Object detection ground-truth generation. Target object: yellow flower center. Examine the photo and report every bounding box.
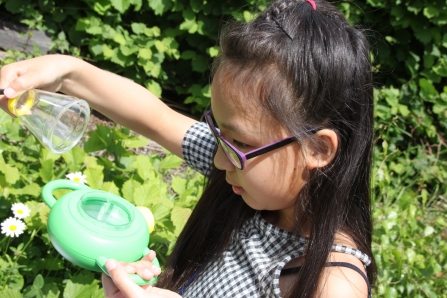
[10,225,16,231]
[18,210,23,214]
[73,177,81,182]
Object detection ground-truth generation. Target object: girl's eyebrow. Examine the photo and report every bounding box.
[210,107,243,135]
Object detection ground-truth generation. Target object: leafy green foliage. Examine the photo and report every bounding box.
[0,109,204,296]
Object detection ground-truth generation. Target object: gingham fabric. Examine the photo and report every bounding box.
[180,122,372,297]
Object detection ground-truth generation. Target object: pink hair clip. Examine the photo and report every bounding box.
[306,0,317,10]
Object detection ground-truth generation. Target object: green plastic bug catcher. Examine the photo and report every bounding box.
[42,179,159,285]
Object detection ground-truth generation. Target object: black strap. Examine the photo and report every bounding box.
[280,262,371,297]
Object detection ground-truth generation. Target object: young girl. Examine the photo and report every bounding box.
[0,0,376,297]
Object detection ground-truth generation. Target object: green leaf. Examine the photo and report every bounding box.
[100,182,120,195]
[144,27,161,37]
[123,136,148,148]
[192,55,208,72]
[159,154,183,169]
[139,48,152,59]
[22,183,42,197]
[133,182,164,206]
[171,176,186,196]
[5,165,20,185]
[146,80,162,98]
[63,276,99,298]
[152,199,174,221]
[24,201,50,230]
[136,155,153,181]
[148,0,173,16]
[33,274,44,290]
[122,179,142,204]
[111,0,131,13]
[62,147,86,173]
[131,22,146,34]
[181,50,196,60]
[84,166,104,189]
[40,159,55,183]
[102,44,115,58]
[207,46,219,57]
[171,206,192,236]
[423,7,438,19]
[113,33,126,46]
[0,289,22,298]
[424,226,435,237]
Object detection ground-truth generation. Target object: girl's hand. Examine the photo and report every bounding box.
[102,258,181,298]
[0,55,79,112]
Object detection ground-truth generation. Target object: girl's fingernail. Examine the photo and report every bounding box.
[4,88,16,98]
[105,260,117,271]
[143,269,153,279]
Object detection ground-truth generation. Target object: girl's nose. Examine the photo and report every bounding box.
[214,146,236,171]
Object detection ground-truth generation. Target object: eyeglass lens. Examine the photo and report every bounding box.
[207,114,243,169]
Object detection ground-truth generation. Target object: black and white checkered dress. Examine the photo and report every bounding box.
[180,122,372,297]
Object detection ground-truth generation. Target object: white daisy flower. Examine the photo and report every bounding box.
[11,202,31,219]
[66,172,87,184]
[1,217,26,237]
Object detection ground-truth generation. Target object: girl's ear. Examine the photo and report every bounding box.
[305,129,338,170]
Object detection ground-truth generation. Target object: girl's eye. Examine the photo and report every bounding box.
[232,139,249,149]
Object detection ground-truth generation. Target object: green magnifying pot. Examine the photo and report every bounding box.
[42,179,159,285]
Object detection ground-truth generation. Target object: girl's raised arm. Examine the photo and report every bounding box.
[0,54,197,158]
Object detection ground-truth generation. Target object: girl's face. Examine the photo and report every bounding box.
[210,76,309,230]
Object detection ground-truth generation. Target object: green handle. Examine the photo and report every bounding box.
[42,179,91,208]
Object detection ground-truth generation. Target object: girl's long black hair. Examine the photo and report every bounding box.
[157,0,377,297]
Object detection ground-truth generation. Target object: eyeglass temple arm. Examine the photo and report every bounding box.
[245,138,297,159]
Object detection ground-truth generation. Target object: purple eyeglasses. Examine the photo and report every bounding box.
[204,110,298,170]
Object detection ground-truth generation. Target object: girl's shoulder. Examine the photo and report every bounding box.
[318,252,369,298]
[319,233,371,298]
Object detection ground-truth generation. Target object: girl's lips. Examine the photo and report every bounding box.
[227,178,243,195]
[231,185,244,195]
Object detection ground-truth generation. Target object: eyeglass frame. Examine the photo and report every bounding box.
[204,110,319,170]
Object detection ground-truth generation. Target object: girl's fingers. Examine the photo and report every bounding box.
[105,259,147,297]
